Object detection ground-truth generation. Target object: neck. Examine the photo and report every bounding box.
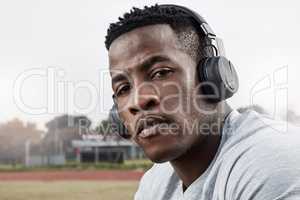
[170,103,232,191]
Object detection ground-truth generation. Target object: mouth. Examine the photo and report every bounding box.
[138,124,161,138]
[135,116,168,139]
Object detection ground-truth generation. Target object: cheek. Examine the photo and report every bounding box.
[160,82,197,117]
[160,86,181,113]
[159,78,193,114]
[118,109,135,135]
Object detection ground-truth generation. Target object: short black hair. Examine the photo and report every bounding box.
[105,4,213,63]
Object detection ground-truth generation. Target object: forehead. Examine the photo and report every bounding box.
[108,24,180,73]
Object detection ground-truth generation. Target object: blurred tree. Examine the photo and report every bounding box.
[0,119,43,164]
[287,109,300,125]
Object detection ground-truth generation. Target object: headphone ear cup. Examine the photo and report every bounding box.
[197,56,239,102]
[109,103,131,139]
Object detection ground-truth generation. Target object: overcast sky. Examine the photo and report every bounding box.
[0,0,299,130]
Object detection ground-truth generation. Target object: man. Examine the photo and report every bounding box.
[105,4,300,200]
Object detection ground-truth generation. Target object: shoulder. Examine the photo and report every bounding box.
[223,111,300,199]
[222,110,300,155]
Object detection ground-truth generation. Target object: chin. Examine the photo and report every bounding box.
[148,155,169,163]
[144,146,184,163]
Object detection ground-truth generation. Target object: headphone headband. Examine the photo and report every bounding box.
[159,4,216,39]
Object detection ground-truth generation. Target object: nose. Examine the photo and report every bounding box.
[128,84,160,115]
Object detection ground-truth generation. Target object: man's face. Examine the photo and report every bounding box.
[109,24,217,163]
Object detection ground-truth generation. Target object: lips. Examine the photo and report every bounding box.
[139,124,161,138]
[135,115,168,138]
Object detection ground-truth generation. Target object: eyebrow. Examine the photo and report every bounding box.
[111,55,170,87]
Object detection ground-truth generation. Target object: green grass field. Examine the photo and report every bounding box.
[0,159,153,172]
[0,181,139,200]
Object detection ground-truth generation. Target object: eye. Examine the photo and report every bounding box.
[115,84,131,97]
[150,68,173,80]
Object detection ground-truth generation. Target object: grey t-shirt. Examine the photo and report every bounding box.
[134,110,300,200]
